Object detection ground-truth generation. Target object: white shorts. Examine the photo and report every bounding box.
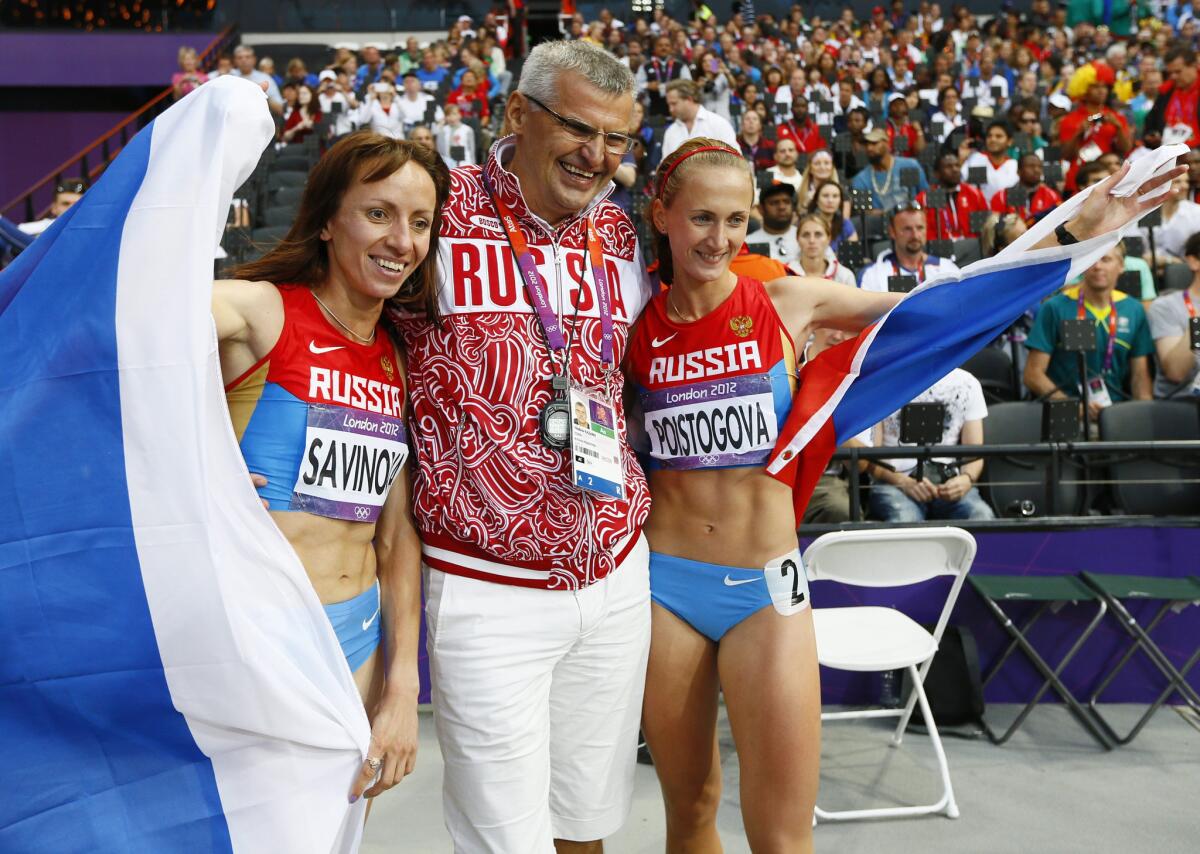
[425,535,650,853]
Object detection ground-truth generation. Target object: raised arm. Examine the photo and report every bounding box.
[766,275,902,344]
[1030,161,1186,251]
[212,279,285,384]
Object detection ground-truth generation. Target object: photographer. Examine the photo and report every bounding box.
[867,369,994,522]
[1058,61,1132,191]
[695,48,735,123]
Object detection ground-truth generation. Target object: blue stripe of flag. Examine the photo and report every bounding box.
[0,122,233,853]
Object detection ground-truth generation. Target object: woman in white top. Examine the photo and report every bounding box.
[1140,173,1200,263]
[796,212,856,285]
[929,86,967,144]
[356,82,405,139]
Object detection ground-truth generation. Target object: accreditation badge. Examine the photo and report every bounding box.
[568,384,625,499]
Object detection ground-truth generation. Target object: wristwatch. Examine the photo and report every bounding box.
[1055,223,1079,246]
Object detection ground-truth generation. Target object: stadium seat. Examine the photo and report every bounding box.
[1079,572,1200,746]
[1161,262,1192,293]
[262,205,298,228]
[251,226,290,251]
[969,574,1113,749]
[961,347,1017,404]
[982,401,1083,517]
[805,527,976,821]
[951,237,982,266]
[267,171,307,191]
[1098,400,1200,516]
[270,185,305,207]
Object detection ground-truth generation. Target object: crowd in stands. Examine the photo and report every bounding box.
[13,1,1200,521]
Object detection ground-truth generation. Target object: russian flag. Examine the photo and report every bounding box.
[0,78,369,852]
[767,145,1187,519]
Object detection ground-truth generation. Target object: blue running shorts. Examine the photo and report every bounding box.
[322,580,381,672]
[650,552,776,642]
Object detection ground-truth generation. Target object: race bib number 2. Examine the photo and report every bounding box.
[291,404,409,522]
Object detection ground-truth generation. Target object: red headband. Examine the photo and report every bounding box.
[656,144,742,197]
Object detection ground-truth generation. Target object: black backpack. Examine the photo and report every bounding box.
[899,624,985,731]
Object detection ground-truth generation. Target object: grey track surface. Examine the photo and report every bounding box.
[362,704,1200,853]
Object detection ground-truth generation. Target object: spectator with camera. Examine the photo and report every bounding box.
[1024,243,1154,422]
[859,202,959,292]
[660,78,737,160]
[694,47,734,123]
[1058,62,1132,190]
[867,368,994,522]
[316,69,356,137]
[961,121,1020,203]
[916,150,990,239]
[850,128,928,212]
[397,70,442,135]
[172,46,207,100]
[356,82,405,139]
[1148,230,1200,398]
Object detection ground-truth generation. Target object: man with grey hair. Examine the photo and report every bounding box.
[230,44,282,114]
[395,39,653,853]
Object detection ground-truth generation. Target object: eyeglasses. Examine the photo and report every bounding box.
[889,201,924,217]
[1021,116,1039,124]
[523,93,636,155]
[56,180,86,194]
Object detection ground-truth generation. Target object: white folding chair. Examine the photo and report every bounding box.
[804,527,976,822]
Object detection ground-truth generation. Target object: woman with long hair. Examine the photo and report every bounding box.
[807,178,857,252]
[796,149,838,209]
[281,83,322,145]
[629,136,1182,852]
[214,132,450,804]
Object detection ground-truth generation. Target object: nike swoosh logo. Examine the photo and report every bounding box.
[651,333,678,347]
[723,575,759,587]
[362,607,380,632]
[309,340,345,354]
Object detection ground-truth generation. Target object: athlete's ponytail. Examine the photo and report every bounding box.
[651,138,752,285]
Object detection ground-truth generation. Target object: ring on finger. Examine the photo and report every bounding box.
[366,756,382,772]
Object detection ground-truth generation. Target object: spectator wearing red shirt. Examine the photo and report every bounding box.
[1145,46,1200,149]
[775,95,828,154]
[915,150,989,239]
[280,84,322,145]
[446,68,490,122]
[989,153,1062,223]
[736,109,777,171]
[884,92,925,157]
[1059,63,1132,191]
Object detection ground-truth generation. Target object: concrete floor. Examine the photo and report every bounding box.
[362,704,1200,853]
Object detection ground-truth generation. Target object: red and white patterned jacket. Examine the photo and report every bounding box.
[395,138,653,590]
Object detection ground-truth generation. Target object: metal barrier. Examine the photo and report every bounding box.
[2,25,239,224]
[828,440,1200,522]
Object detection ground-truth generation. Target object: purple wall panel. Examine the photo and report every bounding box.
[416,526,1199,706]
[0,113,129,220]
[0,33,216,87]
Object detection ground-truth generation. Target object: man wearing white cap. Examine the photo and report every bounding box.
[397,70,443,134]
[316,68,356,136]
[456,14,477,39]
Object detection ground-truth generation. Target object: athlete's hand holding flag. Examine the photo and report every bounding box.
[768,152,1188,513]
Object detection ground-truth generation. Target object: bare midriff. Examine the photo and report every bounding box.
[270,511,378,605]
[644,467,799,569]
